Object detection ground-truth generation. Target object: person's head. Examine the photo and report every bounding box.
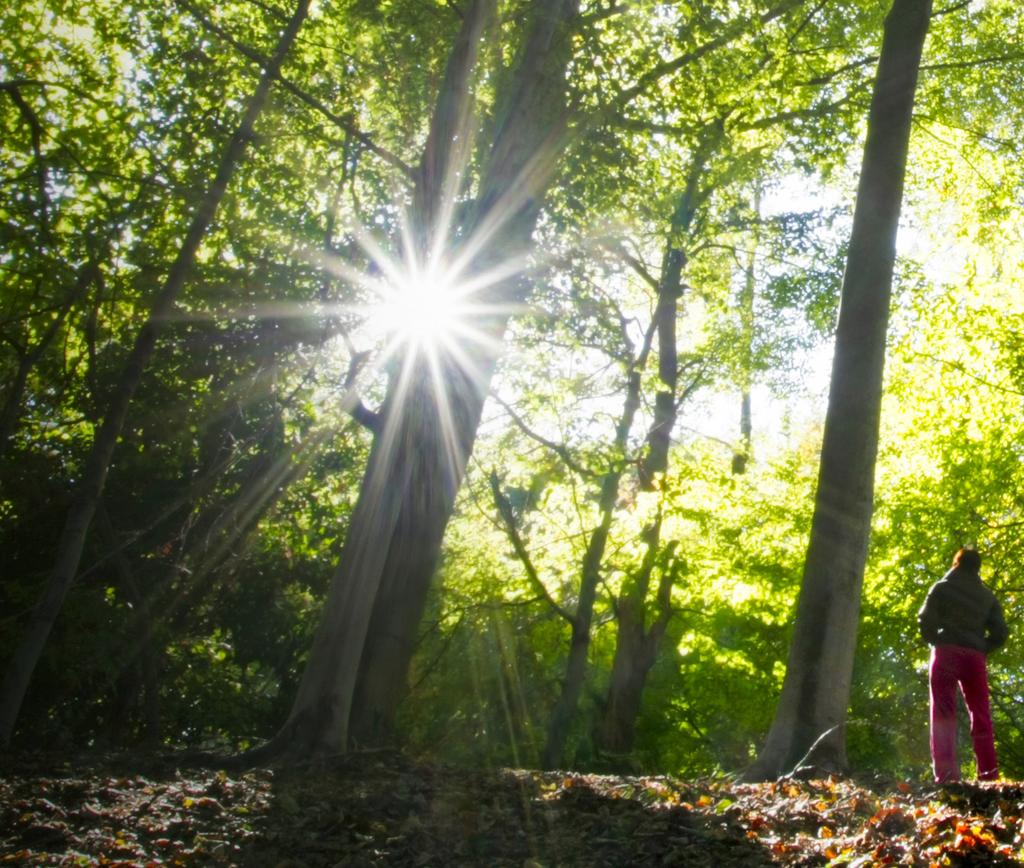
[953,546,981,573]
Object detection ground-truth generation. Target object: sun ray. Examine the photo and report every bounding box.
[423,346,466,486]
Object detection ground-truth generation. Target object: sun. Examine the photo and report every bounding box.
[372,266,467,350]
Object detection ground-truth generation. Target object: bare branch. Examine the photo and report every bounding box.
[601,239,661,291]
[932,0,971,18]
[800,54,878,86]
[580,1,624,25]
[921,52,1024,73]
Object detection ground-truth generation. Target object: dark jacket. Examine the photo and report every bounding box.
[918,566,1008,654]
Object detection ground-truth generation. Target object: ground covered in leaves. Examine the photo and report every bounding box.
[2,751,1023,866]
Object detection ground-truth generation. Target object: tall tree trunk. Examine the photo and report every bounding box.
[732,189,760,475]
[540,360,646,769]
[96,503,162,746]
[268,0,580,760]
[743,0,931,781]
[596,148,715,756]
[0,0,310,747]
[596,522,677,758]
[346,0,496,746]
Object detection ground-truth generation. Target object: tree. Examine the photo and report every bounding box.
[744,0,933,781]
[0,0,312,746]
[260,0,583,760]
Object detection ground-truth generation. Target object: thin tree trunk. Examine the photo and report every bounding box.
[596,150,717,755]
[732,190,759,475]
[639,126,717,488]
[0,0,310,746]
[743,0,932,781]
[96,503,162,746]
[540,361,646,769]
[540,509,612,769]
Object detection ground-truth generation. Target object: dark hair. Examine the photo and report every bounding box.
[953,547,981,573]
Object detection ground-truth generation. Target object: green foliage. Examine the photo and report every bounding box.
[3,0,1024,783]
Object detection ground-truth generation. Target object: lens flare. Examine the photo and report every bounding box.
[372,267,466,349]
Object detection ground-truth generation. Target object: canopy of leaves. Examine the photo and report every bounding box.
[1,0,1024,793]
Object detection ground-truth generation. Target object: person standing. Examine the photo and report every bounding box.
[918,547,1008,782]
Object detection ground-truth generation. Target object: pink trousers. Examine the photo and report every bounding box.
[929,644,998,782]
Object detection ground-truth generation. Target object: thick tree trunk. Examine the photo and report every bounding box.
[743,0,931,781]
[268,358,484,756]
[331,0,580,753]
[596,526,675,757]
[345,0,496,746]
[0,0,310,747]
[598,614,659,756]
[260,0,581,760]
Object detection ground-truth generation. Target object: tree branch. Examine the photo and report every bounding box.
[912,351,1024,397]
[490,470,575,624]
[800,54,879,86]
[920,52,1024,73]
[932,0,971,18]
[601,239,661,292]
[343,350,381,433]
[491,393,598,479]
[1,82,50,238]
[174,0,415,180]
[606,0,806,110]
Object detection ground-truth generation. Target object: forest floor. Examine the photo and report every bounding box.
[1,750,1021,866]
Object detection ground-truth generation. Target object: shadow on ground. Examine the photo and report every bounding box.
[3,750,1022,865]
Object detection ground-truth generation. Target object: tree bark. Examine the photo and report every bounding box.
[540,361,646,769]
[639,125,717,489]
[732,190,760,475]
[743,0,932,781]
[346,0,497,746]
[265,0,581,760]
[0,0,310,747]
[596,524,676,757]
